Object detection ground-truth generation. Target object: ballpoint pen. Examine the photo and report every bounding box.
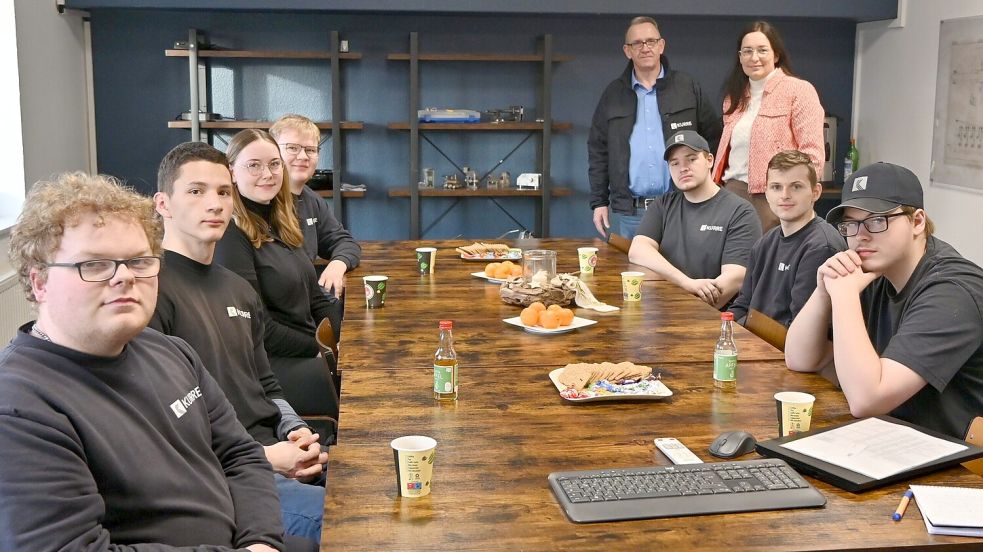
[893,489,914,521]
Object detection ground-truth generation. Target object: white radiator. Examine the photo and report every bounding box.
[0,273,33,343]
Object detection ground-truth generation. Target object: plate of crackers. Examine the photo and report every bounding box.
[456,242,522,261]
[549,361,672,402]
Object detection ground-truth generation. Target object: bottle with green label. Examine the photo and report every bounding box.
[714,312,738,389]
[843,138,859,182]
[434,320,458,401]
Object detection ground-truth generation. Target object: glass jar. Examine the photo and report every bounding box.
[522,249,557,282]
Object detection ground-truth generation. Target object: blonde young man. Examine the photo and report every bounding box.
[269,114,360,295]
[728,150,846,327]
[588,16,722,239]
[628,130,761,309]
[786,163,983,439]
[0,173,282,551]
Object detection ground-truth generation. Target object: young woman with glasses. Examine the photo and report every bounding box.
[713,20,825,233]
[214,129,334,362]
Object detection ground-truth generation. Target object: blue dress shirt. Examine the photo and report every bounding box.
[628,67,671,198]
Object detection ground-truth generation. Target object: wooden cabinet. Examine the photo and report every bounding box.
[387,33,571,239]
[165,29,361,223]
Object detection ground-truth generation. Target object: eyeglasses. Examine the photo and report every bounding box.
[281,143,320,157]
[739,47,772,59]
[238,159,283,176]
[836,212,908,237]
[626,38,663,51]
[45,256,162,282]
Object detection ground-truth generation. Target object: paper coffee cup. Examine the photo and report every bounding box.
[391,435,437,498]
[578,247,599,274]
[775,392,815,437]
[415,247,437,274]
[363,275,388,308]
[621,271,644,301]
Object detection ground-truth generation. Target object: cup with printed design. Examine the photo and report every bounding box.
[363,275,389,308]
[391,435,437,498]
[774,392,815,436]
[577,247,599,275]
[415,247,437,274]
[621,271,644,301]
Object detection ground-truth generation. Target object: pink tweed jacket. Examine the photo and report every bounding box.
[712,69,825,194]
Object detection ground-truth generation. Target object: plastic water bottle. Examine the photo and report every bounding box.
[434,320,459,401]
[843,138,859,182]
[714,312,738,389]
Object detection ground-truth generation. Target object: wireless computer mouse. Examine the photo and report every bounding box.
[708,430,757,459]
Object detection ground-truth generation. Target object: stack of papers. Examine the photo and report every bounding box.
[910,485,983,537]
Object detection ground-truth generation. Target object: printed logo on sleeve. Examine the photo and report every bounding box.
[226,306,251,319]
[169,386,202,419]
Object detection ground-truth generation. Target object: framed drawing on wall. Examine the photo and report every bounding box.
[931,15,983,194]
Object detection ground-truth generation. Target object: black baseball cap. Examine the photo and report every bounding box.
[825,162,924,225]
[663,130,710,160]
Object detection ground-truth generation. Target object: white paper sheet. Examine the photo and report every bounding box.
[780,418,967,480]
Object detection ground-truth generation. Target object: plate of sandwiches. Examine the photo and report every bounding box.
[456,242,522,261]
[549,361,672,402]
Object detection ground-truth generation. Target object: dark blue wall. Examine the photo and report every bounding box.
[90,10,856,240]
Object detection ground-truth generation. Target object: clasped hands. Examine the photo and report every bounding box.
[817,250,880,297]
[266,427,329,482]
[684,277,724,306]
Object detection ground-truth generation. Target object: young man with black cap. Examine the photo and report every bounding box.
[729,150,846,327]
[629,130,761,308]
[786,162,983,439]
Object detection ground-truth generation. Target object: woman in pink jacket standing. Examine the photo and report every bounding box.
[713,20,825,231]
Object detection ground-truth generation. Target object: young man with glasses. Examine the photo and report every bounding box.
[628,131,761,309]
[786,163,983,439]
[269,114,360,296]
[151,142,327,548]
[589,15,722,239]
[0,172,283,551]
[728,150,846,327]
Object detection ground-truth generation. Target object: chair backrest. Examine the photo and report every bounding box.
[744,308,787,352]
[316,318,339,360]
[607,232,631,254]
[962,417,983,476]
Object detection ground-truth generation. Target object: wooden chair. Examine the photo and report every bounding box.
[962,417,983,476]
[607,232,631,254]
[744,308,787,352]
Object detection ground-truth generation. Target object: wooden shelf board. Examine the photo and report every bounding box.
[167,120,363,130]
[386,53,572,62]
[388,186,572,198]
[387,121,571,131]
[316,190,366,199]
[166,49,362,60]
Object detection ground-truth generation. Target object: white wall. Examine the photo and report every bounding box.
[855,0,983,265]
[0,1,91,340]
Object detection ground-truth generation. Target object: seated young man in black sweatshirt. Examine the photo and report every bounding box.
[150,142,327,546]
[729,150,846,327]
[0,172,283,551]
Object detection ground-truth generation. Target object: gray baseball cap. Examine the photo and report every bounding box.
[663,130,711,160]
[825,162,924,225]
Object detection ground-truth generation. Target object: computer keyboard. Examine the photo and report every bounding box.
[549,458,826,523]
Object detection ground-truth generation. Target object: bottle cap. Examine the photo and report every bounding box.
[439,320,453,329]
[720,312,734,321]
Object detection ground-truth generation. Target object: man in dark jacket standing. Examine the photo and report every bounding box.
[589,16,722,239]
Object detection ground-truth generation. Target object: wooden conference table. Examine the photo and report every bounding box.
[321,239,982,551]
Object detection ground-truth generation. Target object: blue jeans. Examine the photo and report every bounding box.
[275,473,325,543]
[615,212,645,240]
